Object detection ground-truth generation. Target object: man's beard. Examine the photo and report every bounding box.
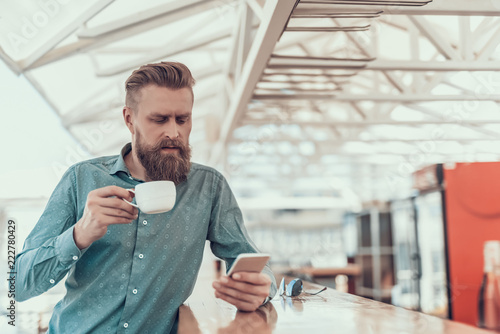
[135,132,191,184]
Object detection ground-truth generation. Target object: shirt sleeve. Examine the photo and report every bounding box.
[14,166,84,302]
[207,174,277,299]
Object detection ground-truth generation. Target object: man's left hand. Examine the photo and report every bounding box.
[212,272,271,312]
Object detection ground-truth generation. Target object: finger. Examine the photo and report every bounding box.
[214,290,261,312]
[93,186,135,202]
[99,207,138,221]
[99,209,137,225]
[97,214,136,225]
[214,277,269,306]
[232,272,272,286]
[97,197,139,216]
[216,277,267,299]
[213,282,258,304]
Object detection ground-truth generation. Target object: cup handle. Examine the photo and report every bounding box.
[122,189,139,208]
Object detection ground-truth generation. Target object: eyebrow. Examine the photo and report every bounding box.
[150,112,191,118]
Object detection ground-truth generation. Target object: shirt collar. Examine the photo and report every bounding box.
[109,143,133,176]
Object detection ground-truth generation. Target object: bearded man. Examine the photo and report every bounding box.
[15,62,277,334]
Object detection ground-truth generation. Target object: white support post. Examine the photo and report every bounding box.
[408,21,424,93]
[224,4,244,96]
[459,16,473,61]
[235,3,254,84]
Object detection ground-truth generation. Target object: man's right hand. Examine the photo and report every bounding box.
[73,186,139,249]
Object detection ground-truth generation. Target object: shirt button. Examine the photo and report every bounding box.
[142,220,148,226]
[123,323,129,328]
[132,289,138,294]
[49,279,55,284]
[139,254,144,259]
[72,256,78,261]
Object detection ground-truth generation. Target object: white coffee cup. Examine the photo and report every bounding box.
[123,181,176,214]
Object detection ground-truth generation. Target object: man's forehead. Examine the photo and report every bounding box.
[139,85,193,100]
[135,85,194,113]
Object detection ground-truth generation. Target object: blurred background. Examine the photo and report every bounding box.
[1,0,500,332]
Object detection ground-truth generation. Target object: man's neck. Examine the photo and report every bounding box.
[124,148,148,181]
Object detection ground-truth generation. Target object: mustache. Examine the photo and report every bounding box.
[150,138,187,151]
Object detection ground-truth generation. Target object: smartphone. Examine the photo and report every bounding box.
[226,253,270,277]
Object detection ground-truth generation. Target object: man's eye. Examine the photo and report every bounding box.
[177,118,187,124]
[154,118,167,123]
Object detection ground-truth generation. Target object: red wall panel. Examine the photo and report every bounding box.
[444,162,500,325]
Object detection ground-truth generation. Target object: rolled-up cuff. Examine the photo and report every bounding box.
[54,226,86,265]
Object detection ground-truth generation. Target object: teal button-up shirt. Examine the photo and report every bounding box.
[15,143,277,334]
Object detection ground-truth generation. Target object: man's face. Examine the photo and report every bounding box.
[125,85,194,183]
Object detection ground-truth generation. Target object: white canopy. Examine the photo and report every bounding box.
[1,0,500,208]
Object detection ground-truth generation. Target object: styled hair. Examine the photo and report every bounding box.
[125,61,196,109]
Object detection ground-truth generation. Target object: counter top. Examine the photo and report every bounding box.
[286,264,362,277]
[180,272,494,334]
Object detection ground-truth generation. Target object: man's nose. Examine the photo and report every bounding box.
[163,121,179,138]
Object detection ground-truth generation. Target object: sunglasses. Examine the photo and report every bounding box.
[278,278,327,297]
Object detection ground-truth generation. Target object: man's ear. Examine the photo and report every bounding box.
[123,106,135,135]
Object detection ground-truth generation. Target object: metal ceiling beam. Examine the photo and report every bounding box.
[472,17,497,42]
[241,119,500,126]
[230,151,499,161]
[96,27,232,77]
[235,3,255,83]
[77,0,222,38]
[251,93,500,102]
[25,0,219,70]
[294,1,500,16]
[231,137,500,143]
[245,0,264,20]
[404,103,500,139]
[268,58,500,71]
[335,18,408,93]
[0,47,21,75]
[17,0,115,69]
[209,0,300,166]
[407,16,461,60]
[62,100,123,127]
[477,25,500,61]
[459,17,473,61]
